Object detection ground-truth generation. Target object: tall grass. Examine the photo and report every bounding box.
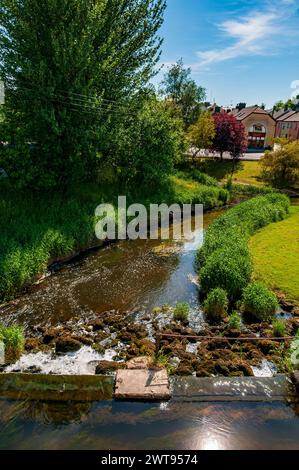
[198,193,290,301]
[0,324,25,362]
[0,176,228,302]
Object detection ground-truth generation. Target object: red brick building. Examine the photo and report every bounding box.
[275,111,299,141]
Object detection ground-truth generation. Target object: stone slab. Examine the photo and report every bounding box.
[115,368,170,400]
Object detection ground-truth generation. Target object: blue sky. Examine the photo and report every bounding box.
[155,0,299,108]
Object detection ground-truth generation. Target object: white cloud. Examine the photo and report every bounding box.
[194,2,299,69]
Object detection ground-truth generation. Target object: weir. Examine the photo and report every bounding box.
[0,372,297,403]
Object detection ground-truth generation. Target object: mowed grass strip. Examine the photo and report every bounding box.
[249,206,299,304]
[199,160,264,186]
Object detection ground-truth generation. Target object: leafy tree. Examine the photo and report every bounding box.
[212,112,247,161]
[187,112,215,160]
[273,98,298,112]
[0,0,166,189]
[229,120,247,172]
[109,95,186,188]
[261,140,299,188]
[160,59,206,128]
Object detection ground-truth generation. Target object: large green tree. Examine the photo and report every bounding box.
[160,59,206,128]
[0,0,166,189]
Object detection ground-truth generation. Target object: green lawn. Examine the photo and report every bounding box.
[249,206,299,304]
[199,160,264,186]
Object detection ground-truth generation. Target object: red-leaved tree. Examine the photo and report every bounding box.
[212,113,247,162]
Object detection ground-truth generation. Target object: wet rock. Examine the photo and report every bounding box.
[95,360,123,375]
[161,339,186,356]
[25,337,41,351]
[175,364,194,376]
[215,361,230,375]
[55,336,82,353]
[92,344,105,354]
[94,331,109,342]
[23,365,42,374]
[276,292,296,313]
[89,319,104,332]
[126,342,140,357]
[258,340,277,355]
[43,327,65,345]
[72,335,93,346]
[137,339,155,356]
[126,323,147,339]
[232,361,254,377]
[206,338,230,351]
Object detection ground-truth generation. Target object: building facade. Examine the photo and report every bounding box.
[275,111,299,141]
[233,106,276,149]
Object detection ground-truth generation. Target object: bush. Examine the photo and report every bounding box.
[241,282,279,322]
[272,318,287,337]
[0,324,25,363]
[203,288,228,323]
[174,303,189,322]
[229,311,242,330]
[261,141,299,189]
[186,169,218,187]
[200,246,252,300]
[198,193,290,301]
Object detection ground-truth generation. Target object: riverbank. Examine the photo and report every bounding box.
[0,176,228,303]
[249,205,299,308]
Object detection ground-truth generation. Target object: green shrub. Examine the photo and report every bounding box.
[272,318,287,337]
[229,311,242,330]
[198,193,290,302]
[200,246,252,300]
[0,324,25,363]
[174,302,189,322]
[241,282,279,322]
[203,288,228,323]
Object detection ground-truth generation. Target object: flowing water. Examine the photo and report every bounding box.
[0,203,299,449]
[0,210,222,332]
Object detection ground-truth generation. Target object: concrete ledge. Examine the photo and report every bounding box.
[115,369,170,401]
[171,375,297,402]
[0,373,114,401]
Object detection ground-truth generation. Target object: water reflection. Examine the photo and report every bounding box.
[0,399,299,450]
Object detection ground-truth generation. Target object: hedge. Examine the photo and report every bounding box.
[198,193,290,301]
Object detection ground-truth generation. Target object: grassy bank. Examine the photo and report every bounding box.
[249,205,299,305]
[198,193,290,301]
[0,176,228,302]
[180,159,264,186]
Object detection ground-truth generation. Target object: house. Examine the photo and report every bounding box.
[275,111,299,141]
[232,105,276,150]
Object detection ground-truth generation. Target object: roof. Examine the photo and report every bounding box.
[234,106,275,122]
[272,109,291,120]
[276,110,297,121]
[283,112,299,122]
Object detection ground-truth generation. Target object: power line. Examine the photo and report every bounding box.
[3,82,139,116]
